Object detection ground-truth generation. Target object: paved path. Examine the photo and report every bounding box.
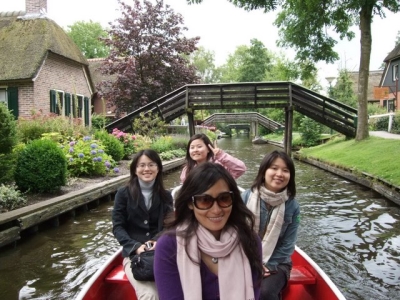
[369,131,400,139]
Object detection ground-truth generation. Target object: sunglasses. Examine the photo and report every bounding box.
[192,191,233,210]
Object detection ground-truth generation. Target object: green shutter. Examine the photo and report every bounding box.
[50,90,56,113]
[7,87,18,119]
[65,93,71,117]
[72,94,76,117]
[84,96,89,126]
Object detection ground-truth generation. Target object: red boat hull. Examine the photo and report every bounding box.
[76,246,345,300]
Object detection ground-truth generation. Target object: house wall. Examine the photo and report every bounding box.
[31,52,92,119]
[380,58,400,111]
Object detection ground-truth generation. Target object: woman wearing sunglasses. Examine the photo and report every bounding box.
[242,150,300,300]
[112,149,173,300]
[180,133,246,183]
[155,162,263,300]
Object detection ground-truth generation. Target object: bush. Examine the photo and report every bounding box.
[132,135,152,152]
[61,136,117,177]
[0,103,17,154]
[94,130,125,162]
[15,139,67,193]
[111,128,137,159]
[17,111,90,143]
[0,153,17,184]
[299,116,321,147]
[91,113,110,130]
[150,136,174,153]
[158,149,185,161]
[0,184,27,212]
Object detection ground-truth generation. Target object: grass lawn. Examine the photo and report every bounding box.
[297,136,400,186]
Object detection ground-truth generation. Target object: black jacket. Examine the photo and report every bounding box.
[112,186,173,257]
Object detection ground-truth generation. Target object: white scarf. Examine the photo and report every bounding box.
[246,187,288,264]
[176,223,255,300]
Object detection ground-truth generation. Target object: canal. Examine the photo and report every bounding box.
[0,136,399,299]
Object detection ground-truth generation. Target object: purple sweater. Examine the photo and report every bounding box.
[154,234,261,300]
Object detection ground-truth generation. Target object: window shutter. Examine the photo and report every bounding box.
[84,96,90,126]
[65,93,71,117]
[7,87,18,119]
[72,94,76,117]
[50,90,56,113]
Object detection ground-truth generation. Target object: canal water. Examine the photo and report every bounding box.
[0,136,399,299]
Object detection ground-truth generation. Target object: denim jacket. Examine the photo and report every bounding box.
[242,189,300,270]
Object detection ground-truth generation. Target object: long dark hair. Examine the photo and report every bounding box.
[127,149,170,206]
[169,162,263,279]
[251,150,296,199]
[183,133,214,178]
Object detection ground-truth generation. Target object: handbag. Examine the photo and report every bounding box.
[130,250,155,281]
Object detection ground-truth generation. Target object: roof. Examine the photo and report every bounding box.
[384,43,400,62]
[0,16,88,81]
[347,70,383,100]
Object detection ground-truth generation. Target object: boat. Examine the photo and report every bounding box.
[76,245,346,300]
[252,136,269,144]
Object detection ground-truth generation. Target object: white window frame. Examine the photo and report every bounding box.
[393,64,399,81]
[54,90,65,116]
[0,88,7,105]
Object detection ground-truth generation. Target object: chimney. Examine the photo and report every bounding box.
[25,0,47,16]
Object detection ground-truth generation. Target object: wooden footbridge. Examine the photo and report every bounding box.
[105,82,358,154]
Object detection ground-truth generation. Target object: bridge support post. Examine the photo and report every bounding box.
[187,111,195,137]
[284,106,293,156]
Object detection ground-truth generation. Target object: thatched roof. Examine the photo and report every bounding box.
[384,43,400,62]
[348,70,383,100]
[0,16,88,81]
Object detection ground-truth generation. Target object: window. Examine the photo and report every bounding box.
[72,94,84,118]
[0,89,7,105]
[393,64,399,81]
[50,90,64,115]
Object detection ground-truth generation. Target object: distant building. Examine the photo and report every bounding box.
[0,0,94,124]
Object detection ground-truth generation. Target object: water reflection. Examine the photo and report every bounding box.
[0,136,399,299]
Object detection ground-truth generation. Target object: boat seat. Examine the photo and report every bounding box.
[105,264,316,285]
[106,265,129,283]
[289,265,316,285]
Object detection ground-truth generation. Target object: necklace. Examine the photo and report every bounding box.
[211,257,218,264]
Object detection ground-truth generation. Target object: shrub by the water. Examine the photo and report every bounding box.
[15,139,67,193]
[0,103,17,154]
[61,136,116,177]
[94,130,125,162]
[0,184,27,212]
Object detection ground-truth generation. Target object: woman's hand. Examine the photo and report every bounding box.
[208,140,221,156]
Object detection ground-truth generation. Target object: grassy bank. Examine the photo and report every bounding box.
[297,136,400,186]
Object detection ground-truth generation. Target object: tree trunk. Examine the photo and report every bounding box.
[356,5,373,141]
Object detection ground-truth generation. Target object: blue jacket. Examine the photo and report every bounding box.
[242,189,300,270]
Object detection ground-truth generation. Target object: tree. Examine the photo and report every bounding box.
[66,21,110,58]
[189,46,221,83]
[331,69,358,108]
[187,0,400,141]
[98,0,200,114]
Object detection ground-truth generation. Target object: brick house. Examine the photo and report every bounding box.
[0,0,94,125]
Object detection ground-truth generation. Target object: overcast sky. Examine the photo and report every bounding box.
[2,0,399,90]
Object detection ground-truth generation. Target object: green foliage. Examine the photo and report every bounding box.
[0,153,16,184]
[15,139,67,193]
[132,135,152,152]
[17,111,90,143]
[299,116,321,147]
[66,21,110,58]
[91,113,109,130]
[132,111,167,140]
[158,149,186,161]
[189,46,222,83]
[111,128,137,159]
[0,103,17,154]
[94,130,125,162]
[330,69,357,108]
[170,136,189,150]
[150,136,175,153]
[61,136,116,177]
[0,184,27,212]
